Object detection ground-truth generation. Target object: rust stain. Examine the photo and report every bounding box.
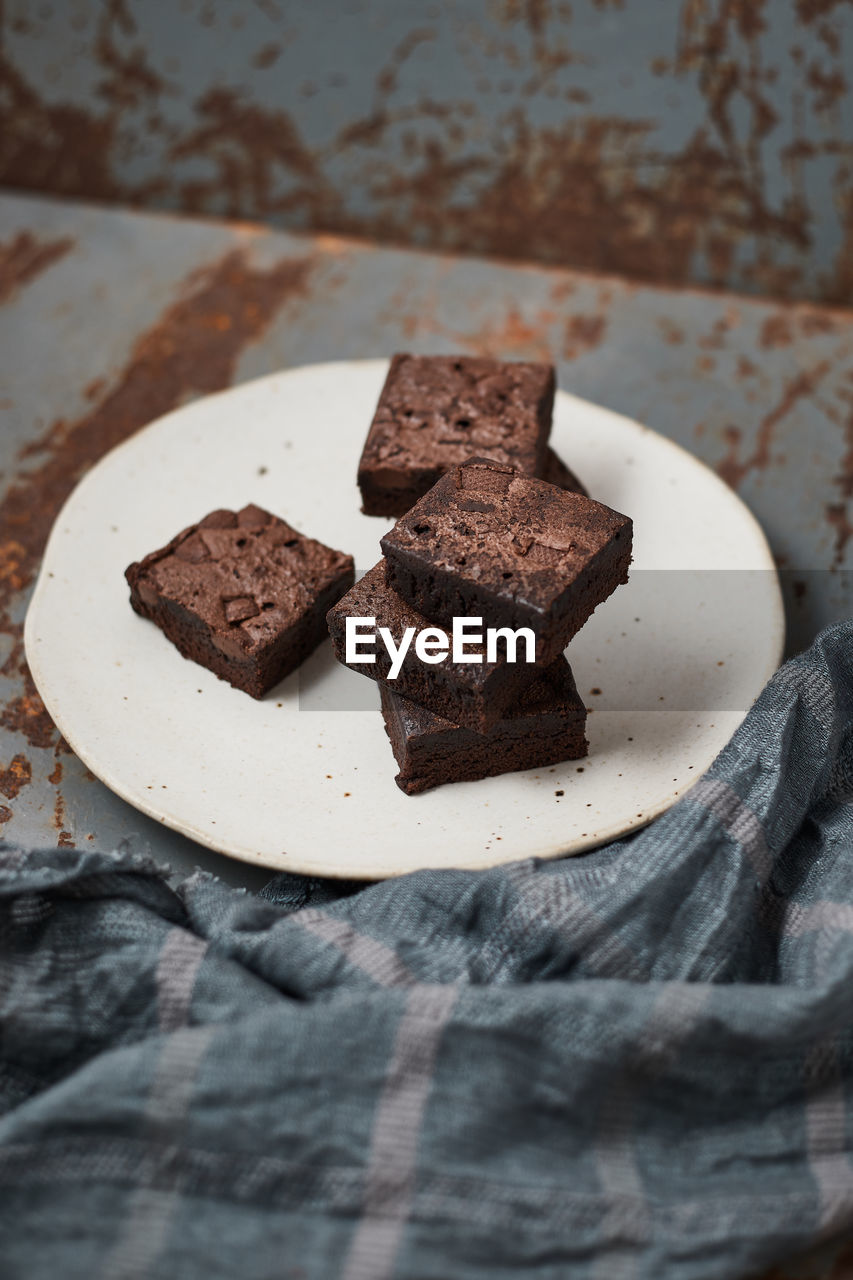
[549,279,577,303]
[0,805,12,825]
[816,20,842,55]
[372,28,437,99]
[53,786,75,848]
[0,539,27,595]
[0,0,849,301]
[0,0,167,206]
[0,69,121,204]
[52,789,68,837]
[658,318,685,345]
[48,760,62,786]
[380,111,806,294]
[0,247,315,617]
[0,678,62,751]
[414,302,558,361]
[479,305,555,356]
[0,753,32,801]
[93,0,172,111]
[717,360,832,489]
[0,232,74,305]
[523,0,550,33]
[698,311,740,351]
[719,424,743,484]
[760,313,795,348]
[799,310,840,336]
[563,313,607,360]
[795,0,851,23]
[361,118,676,282]
[311,232,363,256]
[825,502,852,566]
[496,0,571,48]
[251,43,282,70]
[85,377,108,402]
[827,184,853,305]
[0,246,316,750]
[806,61,848,114]
[172,88,332,219]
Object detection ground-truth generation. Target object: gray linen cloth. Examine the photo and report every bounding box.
[2,621,853,1279]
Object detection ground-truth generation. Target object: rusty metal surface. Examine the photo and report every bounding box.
[0,188,851,906]
[2,190,853,1277]
[1,0,853,303]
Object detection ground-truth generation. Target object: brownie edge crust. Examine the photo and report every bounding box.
[126,504,354,698]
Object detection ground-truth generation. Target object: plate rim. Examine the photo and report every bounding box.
[24,358,786,878]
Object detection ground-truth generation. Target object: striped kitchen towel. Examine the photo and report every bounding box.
[2,621,853,1279]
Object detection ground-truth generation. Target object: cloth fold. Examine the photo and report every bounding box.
[2,622,853,1279]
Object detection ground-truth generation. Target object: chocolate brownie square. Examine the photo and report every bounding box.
[126,504,354,698]
[358,354,555,516]
[381,457,632,667]
[327,560,543,733]
[380,656,588,794]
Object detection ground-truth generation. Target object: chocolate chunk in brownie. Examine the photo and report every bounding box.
[126,504,354,698]
[381,457,632,667]
[380,656,588,795]
[358,354,555,516]
[327,560,546,733]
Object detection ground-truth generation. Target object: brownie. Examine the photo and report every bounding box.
[327,559,551,733]
[358,354,555,516]
[381,457,632,667]
[542,446,588,498]
[380,656,588,795]
[126,505,354,698]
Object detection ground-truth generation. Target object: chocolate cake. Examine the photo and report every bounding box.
[381,457,632,667]
[126,504,354,698]
[327,560,549,733]
[358,354,555,516]
[380,656,588,794]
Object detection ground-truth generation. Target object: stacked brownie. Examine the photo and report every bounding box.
[330,354,632,793]
[330,453,632,794]
[357,354,586,515]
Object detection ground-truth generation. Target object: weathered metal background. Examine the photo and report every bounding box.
[1,0,853,302]
[0,189,851,892]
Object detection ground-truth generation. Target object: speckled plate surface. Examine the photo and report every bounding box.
[25,359,784,878]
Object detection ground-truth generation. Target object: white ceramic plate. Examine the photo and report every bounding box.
[25,359,784,879]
